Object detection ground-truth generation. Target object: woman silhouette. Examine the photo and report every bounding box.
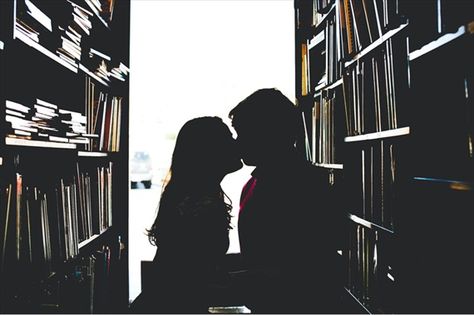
[140,116,242,313]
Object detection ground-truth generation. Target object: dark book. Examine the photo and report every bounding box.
[362,0,382,42]
[342,70,353,135]
[362,59,376,133]
[372,142,382,225]
[376,50,388,131]
[384,143,396,230]
[312,97,321,163]
[1,184,13,273]
[54,187,66,263]
[390,36,409,129]
[350,0,372,48]
[89,171,99,235]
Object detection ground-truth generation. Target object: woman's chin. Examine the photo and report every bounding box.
[226,160,243,174]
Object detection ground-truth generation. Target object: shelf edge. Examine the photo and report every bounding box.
[409,24,467,61]
[6,137,77,149]
[314,162,344,169]
[345,23,408,68]
[78,151,108,157]
[344,127,410,143]
[348,213,395,234]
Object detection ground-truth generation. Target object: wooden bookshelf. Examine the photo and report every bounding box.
[0,0,130,313]
[296,0,473,313]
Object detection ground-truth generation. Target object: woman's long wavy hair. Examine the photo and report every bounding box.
[147,117,236,246]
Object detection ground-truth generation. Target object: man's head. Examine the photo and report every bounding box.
[229,88,298,166]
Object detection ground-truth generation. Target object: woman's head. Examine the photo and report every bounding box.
[168,116,242,190]
[148,117,239,246]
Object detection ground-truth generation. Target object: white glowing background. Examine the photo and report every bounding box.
[129,0,294,303]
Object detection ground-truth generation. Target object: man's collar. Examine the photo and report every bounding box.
[250,150,302,179]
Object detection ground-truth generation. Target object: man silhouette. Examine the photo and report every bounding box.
[229,88,343,313]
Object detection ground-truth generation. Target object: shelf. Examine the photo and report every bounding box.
[344,287,371,314]
[5,137,77,149]
[413,177,473,191]
[315,78,343,93]
[344,127,410,143]
[309,30,325,49]
[348,213,394,234]
[409,22,474,61]
[314,77,328,94]
[78,151,108,157]
[78,228,109,249]
[14,29,78,73]
[314,162,344,169]
[345,23,409,68]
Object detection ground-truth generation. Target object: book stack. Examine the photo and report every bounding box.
[56,1,94,69]
[14,0,92,72]
[5,99,92,147]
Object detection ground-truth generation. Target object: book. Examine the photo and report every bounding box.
[350,0,371,48]
[361,0,382,42]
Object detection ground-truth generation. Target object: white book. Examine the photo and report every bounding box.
[5,109,26,118]
[25,0,52,32]
[34,104,58,115]
[14,130,32,136]
[36,99,59,109]
[49,135,69,143]
[6,100,30,113]
[90,48,111,61]
[69,138,89,144]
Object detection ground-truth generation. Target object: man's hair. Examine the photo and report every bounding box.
[229,88,298,144]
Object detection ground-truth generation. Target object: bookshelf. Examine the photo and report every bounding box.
[295,0,473,313]
[0,0,130,313]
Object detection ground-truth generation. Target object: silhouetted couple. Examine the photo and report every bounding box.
[136,89,343,314]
